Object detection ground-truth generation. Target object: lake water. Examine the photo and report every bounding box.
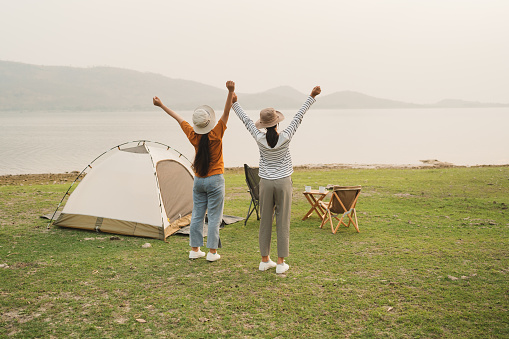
[0,107,508,175]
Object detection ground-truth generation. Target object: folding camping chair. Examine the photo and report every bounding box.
[243,164,260,225]
[319,186,361,234]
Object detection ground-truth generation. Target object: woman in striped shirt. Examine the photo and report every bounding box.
[232,86,321,273]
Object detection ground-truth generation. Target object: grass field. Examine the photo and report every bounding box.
[1,166,508,338]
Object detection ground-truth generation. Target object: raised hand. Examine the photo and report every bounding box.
[310,86,321,98]
[232,93,238,103]
[226,80,235,92]
[152,96,163,107]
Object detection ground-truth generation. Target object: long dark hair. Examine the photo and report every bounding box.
[193,133,211,177]
[266,125,279,148]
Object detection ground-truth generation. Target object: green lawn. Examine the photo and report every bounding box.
[1,166,508,338]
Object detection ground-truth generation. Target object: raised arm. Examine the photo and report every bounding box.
[152,96,185,125]
[231,94,263,140]
[220,80,235,125]
[281,85,321,139]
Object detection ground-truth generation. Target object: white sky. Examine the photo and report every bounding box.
[2,0,508,104]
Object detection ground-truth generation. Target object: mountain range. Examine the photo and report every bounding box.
[1,60,507,111]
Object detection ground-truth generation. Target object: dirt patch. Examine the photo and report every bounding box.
[0,172,80,186]
[2,162,506,187]
[394,193,419,198]
[10,262,39,269]
[295,159,458,170]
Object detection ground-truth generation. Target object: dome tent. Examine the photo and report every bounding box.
[51,141,194,240]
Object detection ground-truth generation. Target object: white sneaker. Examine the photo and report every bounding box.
[189,249,205,259]
[206,252,221,262]
[259,260,277,271]
[276,262,290,274]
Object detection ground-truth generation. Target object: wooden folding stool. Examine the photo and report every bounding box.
[319,186,361,234]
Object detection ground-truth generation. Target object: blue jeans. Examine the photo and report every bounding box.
[189,174,224,249]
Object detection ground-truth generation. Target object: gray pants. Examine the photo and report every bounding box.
[259,176,292,258]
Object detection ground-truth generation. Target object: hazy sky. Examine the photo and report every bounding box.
[2,0,508,104]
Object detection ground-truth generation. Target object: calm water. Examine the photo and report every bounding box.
[0,108,508,175]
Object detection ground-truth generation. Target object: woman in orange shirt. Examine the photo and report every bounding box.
[153,81,235,261]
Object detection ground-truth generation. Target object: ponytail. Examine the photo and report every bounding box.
[193,133,211,177]
[266,125,279,148]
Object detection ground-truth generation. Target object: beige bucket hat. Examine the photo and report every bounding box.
[192,105,216,134]
[255,108,285,129]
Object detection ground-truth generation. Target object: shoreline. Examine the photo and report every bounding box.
[2,161,508,186]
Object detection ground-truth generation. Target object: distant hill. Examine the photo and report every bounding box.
[318,90,421,109]
[0,61,224,110]
[1,60,508,111]
[429,99,508,108]
[240,86,305,109]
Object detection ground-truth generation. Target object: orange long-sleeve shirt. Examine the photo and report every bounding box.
[180,119,227,178]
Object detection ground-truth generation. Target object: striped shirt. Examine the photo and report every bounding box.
[232,96,316,180]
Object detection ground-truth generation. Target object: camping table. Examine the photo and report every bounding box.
[302,190,329,221]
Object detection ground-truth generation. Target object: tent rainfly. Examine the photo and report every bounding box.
[51,141,194,240]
